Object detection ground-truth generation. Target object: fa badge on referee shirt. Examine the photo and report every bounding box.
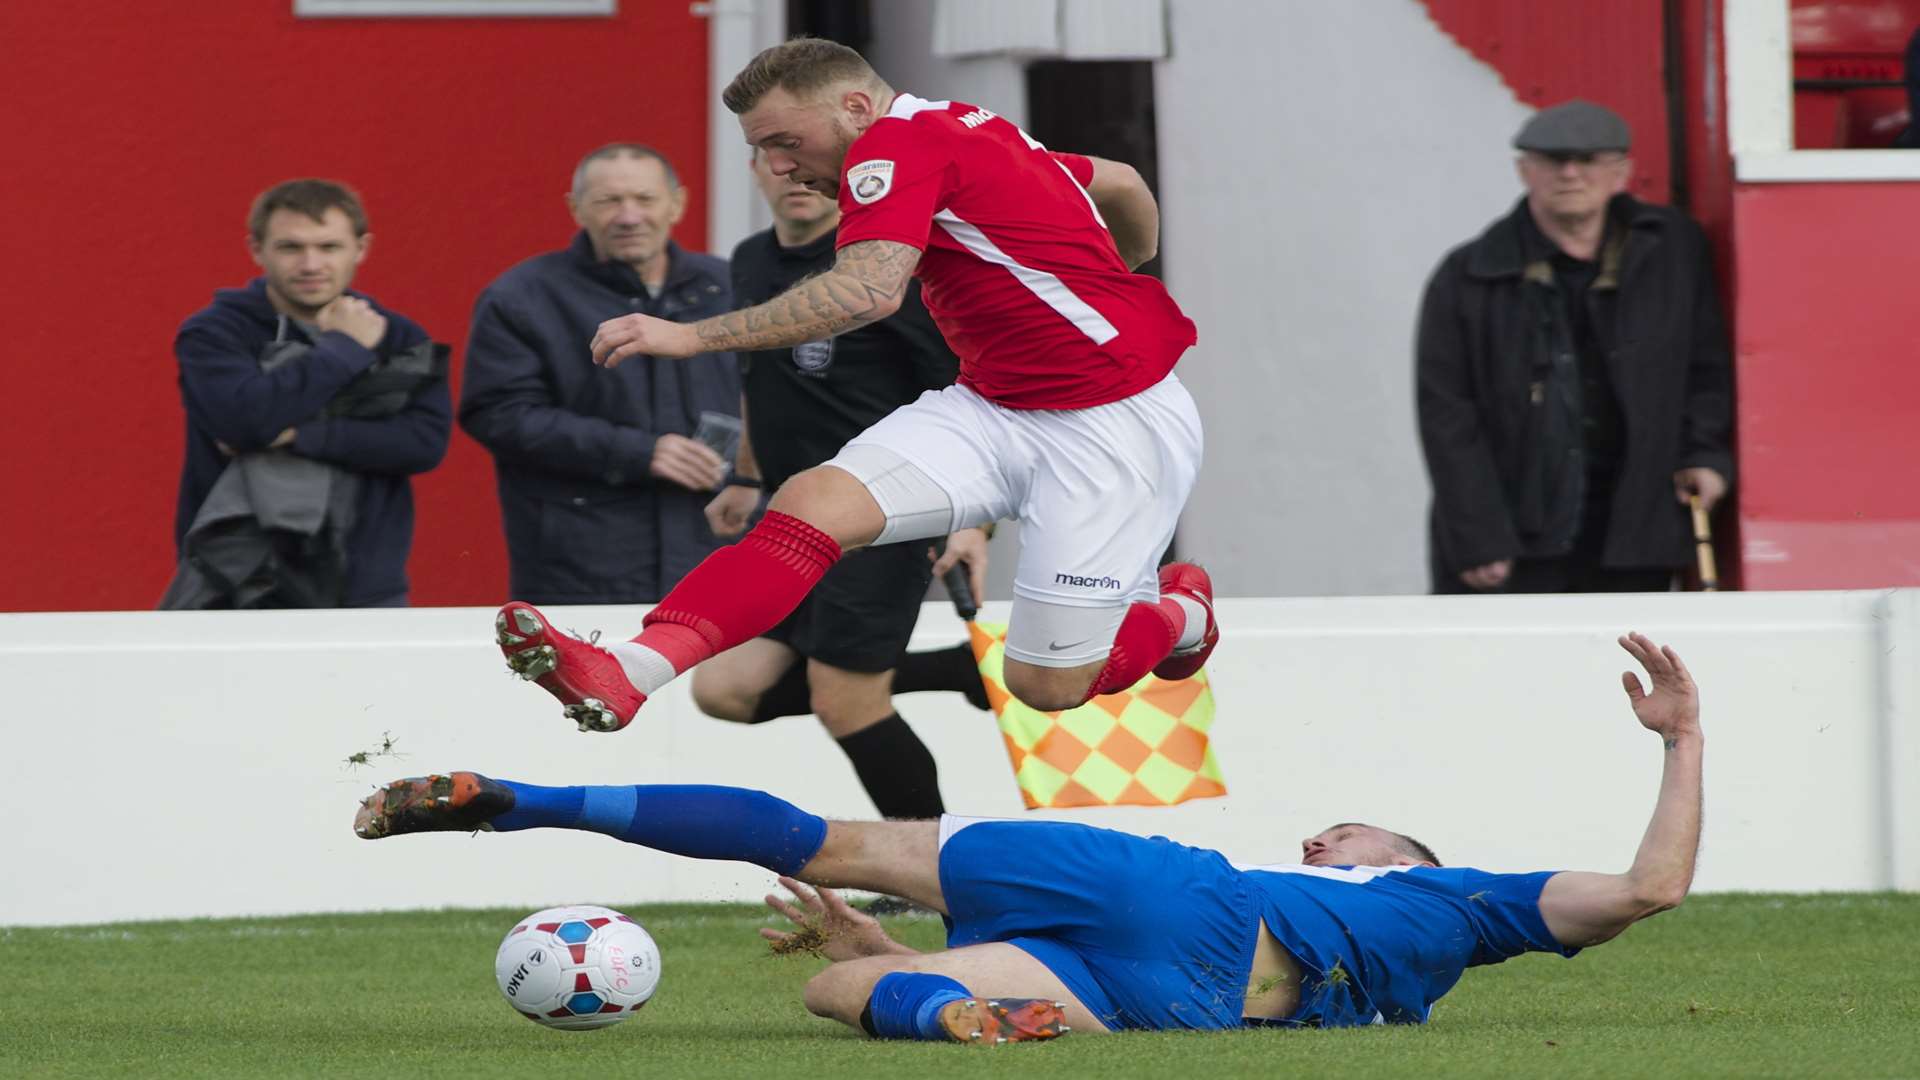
[792,339,834,374]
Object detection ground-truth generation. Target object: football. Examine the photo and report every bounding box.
[494,904,662,1030]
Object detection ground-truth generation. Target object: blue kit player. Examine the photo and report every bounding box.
[354,632,1703,1043]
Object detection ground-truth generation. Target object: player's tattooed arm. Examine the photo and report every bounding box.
[590,241,921,368]
[693,240,921,352]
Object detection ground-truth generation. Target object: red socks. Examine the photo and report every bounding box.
[633,511,842,673]
[1084,597,1185,700]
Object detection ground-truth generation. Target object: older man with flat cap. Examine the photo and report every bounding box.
[1415,100,1733,594]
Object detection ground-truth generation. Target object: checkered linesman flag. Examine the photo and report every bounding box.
[967,621,1228,809]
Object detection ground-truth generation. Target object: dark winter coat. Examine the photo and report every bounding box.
[458,235,739,604]
[172,280,451,606]
[1416,196,1734,577]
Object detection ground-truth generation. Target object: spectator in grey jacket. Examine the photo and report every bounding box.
[460,144,740,605]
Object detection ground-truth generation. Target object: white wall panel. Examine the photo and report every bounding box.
[2,591,1908,926]
[1155,0,1533,595]
[870,0,1029,129]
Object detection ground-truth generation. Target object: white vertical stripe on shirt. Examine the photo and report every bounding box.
[932,208,1120,346]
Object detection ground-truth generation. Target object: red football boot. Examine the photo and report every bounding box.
[1152,562,1219,682]
[495,602,645,732]
[937,998,1071,1045]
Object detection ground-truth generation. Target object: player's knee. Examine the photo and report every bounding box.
[1003,664,1095,713]
[689,669,755,723]
[808,667,894,736]
[803,958,893,1023]
[800,967,844,1020]
[765,466,883,550]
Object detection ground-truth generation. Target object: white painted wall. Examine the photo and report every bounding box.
[4,591,1914,926]
[865,0,1029,128]
[704,0,786,255]
[857,1,1533,596]
[1155,0,1533,595]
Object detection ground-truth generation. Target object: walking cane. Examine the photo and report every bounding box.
[1690,495,1719,592]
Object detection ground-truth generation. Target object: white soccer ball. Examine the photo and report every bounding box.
[494,904,662,1030]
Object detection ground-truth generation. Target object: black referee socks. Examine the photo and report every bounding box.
[836,713,945,819]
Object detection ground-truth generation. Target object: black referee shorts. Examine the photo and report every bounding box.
[762,540,935,673]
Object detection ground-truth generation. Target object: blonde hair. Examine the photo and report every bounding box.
[722,37,885,114]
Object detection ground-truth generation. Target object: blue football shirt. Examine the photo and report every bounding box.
[1235,863,1580,1027]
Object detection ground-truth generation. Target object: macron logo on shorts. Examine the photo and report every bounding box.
[1054,572,1121,590]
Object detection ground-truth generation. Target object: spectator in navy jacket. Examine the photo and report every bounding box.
[168,179,451,608]
[460,143,740,605]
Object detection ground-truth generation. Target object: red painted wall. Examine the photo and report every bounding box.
[1421,0,1673,202]
[1790,0,1920,148]
[1731,181,1920,588]
[0,0,710,611]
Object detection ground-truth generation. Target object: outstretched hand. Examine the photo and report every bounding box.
[1618,632,1701,741]
[590,313,700,367]
[760,876,909,961]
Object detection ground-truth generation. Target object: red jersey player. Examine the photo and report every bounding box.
[494,38,1219,731]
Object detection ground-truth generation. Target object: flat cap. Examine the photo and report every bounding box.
[1513,100,1631,154]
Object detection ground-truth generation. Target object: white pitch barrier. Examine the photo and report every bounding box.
[2,591,1916,926]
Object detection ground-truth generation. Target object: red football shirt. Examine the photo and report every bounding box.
[834,94,1198,410]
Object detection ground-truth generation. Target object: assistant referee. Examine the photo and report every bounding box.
[691,148,989,821]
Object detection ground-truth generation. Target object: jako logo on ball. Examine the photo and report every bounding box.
[503,947,546,998]
[493,905,661,1031]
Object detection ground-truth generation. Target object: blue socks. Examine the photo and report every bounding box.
[866,972,971,1040]
[488,782,828,878]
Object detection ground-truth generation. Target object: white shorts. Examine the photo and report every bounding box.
[825,374,1204,668]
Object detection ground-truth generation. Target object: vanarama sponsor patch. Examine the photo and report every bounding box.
[847,159,894,205]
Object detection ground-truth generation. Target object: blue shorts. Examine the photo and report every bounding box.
[937,819,1261,1031]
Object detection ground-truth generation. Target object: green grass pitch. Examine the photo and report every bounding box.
[3,894,1916,1079]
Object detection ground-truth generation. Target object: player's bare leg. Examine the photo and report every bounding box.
[500,465,885,732]
[792,820,946,910]
[690,637,801,723]
[764,464,888,547]
[803,944,1096,1041]
[1001,659,1107,713]
[762,881,1083,1042]
[806,660,897,738]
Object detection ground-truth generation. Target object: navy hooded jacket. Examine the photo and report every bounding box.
[458,235,739,604]
[173,280,452,605]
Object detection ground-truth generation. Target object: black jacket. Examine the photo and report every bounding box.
[1416,196,1734,577]
[730,225,958,488]
[459,235,740,604]
[173,280,451,605]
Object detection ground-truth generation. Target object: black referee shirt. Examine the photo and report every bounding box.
[729,227,960,489]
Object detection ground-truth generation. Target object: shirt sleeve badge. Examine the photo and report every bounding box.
[847,159,895,205]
